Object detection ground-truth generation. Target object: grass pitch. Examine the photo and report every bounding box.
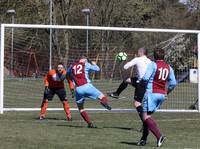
[4,79,198,109]
[1,79,200,149]
[0,112,200,149]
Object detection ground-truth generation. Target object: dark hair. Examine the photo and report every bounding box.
[58,62,64,66]
[153,48,165,60]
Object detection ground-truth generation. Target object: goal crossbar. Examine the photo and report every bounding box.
[1,24,200,34]
[1,24,200,113]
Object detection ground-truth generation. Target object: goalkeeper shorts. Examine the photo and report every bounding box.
[131,77,138,87]
[43,88,66,101]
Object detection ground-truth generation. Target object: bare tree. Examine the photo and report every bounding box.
[51,0,73,66]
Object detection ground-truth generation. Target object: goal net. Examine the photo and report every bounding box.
[0,24,200,113]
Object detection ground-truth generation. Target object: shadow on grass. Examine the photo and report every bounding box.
[56,124,102,129]
[120,141,138,146]
[103,126,140,132]
[121,141,155,148]
[34,117,67,121]
[56,124,85,128]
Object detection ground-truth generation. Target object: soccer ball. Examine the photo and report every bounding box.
[116,52,127,62]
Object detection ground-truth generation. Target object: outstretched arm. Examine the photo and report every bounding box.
[66,75,74,90]
[66,67,75,98]
[86,62,100,72]
[124,58,138,70]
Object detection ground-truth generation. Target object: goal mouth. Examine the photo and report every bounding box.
[1,24,200,113]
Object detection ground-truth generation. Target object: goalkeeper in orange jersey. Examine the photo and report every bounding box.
[39,63,74,121]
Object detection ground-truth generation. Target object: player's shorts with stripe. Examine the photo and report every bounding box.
[143,92,165,113]
[43,88,66,101]
[75,83,103,104]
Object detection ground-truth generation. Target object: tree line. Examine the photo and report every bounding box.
[0,0,199,78]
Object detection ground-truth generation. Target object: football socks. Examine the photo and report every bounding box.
[80,109,91,124]
[63,100,71,119]
[145,117,161,140]
[40,100,48,117]
[116,81,128,95]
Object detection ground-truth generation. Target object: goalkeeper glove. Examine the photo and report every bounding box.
[44,86,50,94]
[71,89,75,98]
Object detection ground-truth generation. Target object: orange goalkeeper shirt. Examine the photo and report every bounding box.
[44,69,74,89]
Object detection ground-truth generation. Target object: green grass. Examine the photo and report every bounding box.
[0,112,200,149]
[1,79,200,149]
[4,79,198,109]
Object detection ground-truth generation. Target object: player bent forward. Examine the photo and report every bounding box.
[69,56,112,128]
[137,48,177,147]
[39,63,74,121]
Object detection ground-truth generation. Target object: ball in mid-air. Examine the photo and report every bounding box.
[116,52,128,62]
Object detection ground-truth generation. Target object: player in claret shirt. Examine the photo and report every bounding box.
[39,63,74,121]
[68,56,112,128]
[137,48,177,147]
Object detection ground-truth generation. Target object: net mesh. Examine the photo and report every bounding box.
[2,27,198,111]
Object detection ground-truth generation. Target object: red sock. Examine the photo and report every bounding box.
[80,109,91,124]
[63,100,71,118]
[145,117,161,140]
[40,100,48,117]
[100,96,108,104]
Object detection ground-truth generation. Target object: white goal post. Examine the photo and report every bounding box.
[1,24,200,113]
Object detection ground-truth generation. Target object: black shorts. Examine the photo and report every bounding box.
[131,77,146,102]
[130,77,139,87]
[43,88,67,101]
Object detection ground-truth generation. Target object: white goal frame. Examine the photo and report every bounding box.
[1,24,200,113]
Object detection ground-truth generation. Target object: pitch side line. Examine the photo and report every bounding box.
[0,118,199,123]
[3,108,199,113]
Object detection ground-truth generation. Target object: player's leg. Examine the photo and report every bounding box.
[86,84,112,110]
[141,93,166,147]
[133,80,146,133]
[137,92,148,146]
[75,86,96,128]
[137,121,149,146]
[135,101,145,133]
[56,88,72,121]
[108,77,134,98]
[40,99,48,120]
[115,78,130,94]
[143,113,166,147]
[134,78,146,114]
[77,102,96,128]
[39,88,54,119]
[134,101,143,121]
[98,95,112,110]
